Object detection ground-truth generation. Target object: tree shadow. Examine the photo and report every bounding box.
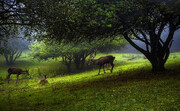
[56,68,180,91]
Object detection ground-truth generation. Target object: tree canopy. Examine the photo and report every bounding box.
[37,0,180,71]
[114,0,180,71]
[29,37,126,71]
[1,0,180,71]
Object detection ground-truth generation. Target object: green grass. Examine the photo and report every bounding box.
[0,52,180,111]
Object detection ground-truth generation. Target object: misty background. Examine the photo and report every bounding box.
[1,28,179,54]
[120,29,180,53]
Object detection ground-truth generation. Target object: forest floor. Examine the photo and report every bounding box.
[0,52,180,111]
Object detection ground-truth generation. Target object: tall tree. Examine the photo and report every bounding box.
[1,37,29,65]
[0,26,29,65]
[113,0,180,71]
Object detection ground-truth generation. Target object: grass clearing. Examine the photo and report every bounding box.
[0,52,180,110]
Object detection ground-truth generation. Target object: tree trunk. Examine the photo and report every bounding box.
[66,64,71,72]
[4,54,11,65]
[146,52,168,72]
[123,27,174,72]
[75,61,81,70]
[151,60,165,72]
[73,54,81,70]
[80,57,85,69]
[62,55,72,72]
[74,57,86,70]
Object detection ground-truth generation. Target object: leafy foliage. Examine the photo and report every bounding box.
[1,0,179,72]
[15,0,119,42]
[22,0,180,72]
[113,0,180,71]
[29,38,126,71]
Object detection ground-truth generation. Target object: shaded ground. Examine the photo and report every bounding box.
[0,52,180,111]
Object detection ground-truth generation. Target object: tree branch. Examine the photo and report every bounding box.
[163,23,175,49]
[139,30,151,52]
[157,22,165,38]
[131,29,150,45]
[123,32,148,55]
[159,38,165,45]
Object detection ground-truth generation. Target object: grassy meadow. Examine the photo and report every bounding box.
[0,52,180,111]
